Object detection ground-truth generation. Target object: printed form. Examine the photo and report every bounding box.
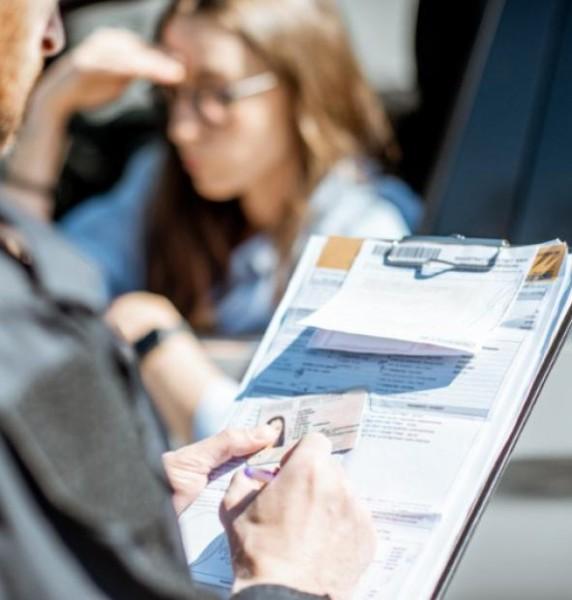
[179,236,572,599]
[302,240,536,353]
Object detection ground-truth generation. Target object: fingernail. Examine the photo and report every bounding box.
[244,466,276,483]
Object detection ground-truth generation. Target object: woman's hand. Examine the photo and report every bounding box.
[34,27,185,120]
[106,292,230,443]
[163,426,279,514]
[105,291,184,344]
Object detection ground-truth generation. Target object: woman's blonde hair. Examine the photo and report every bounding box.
[147,0,398,329]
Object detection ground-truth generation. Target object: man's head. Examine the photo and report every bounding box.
[0,0,64,153]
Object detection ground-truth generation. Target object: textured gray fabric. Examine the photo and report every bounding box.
[0,434,105,600]
[234,586,329,600]
[0,200,324,600]
[0,200,195,598]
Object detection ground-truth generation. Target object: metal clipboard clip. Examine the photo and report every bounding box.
[384,234,510,274]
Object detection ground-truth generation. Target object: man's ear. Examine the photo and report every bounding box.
[42,8,65,57]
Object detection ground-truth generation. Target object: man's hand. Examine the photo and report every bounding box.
[220,433,377,600]
[163,426,279,515]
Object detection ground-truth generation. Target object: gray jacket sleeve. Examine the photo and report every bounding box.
[233,585,328,600]
[0,202,329,600]
[0,432,326,600]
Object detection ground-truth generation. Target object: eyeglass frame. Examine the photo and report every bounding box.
[159,71,280,127]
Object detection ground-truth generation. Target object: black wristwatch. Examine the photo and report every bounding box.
[133,321,190,361]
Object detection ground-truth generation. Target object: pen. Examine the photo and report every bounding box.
[244,466,279,483]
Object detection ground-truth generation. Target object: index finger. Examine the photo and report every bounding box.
[220,469,263,526]
[123,47,185,84]
[278,432,333,476]
[76,28,186,84]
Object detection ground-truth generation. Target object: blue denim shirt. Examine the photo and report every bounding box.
[60,144,420,334]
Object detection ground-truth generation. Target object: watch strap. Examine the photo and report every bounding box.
[133,321,190,360]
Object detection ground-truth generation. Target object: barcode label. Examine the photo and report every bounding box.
[389,245,441,262]
[372,244,390,257]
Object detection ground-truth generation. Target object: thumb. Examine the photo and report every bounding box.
[186,426,280,471]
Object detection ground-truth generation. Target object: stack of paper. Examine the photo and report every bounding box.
[179,235,572,599]
[302,239,541,355]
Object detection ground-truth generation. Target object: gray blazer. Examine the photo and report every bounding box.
[0,200,323,600]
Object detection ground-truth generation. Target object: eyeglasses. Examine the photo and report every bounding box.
[159,71,279,127]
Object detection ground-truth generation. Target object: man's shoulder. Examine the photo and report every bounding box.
[0,200,195,599]
[0,200,106,311]
[0,200,109,416]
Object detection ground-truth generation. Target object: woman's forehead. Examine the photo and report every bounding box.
[162,14,265,80]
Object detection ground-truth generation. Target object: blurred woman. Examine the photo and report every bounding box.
[2,0,419,440]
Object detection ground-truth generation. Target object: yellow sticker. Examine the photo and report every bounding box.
[317,236,363,271]
[527,244,567,282]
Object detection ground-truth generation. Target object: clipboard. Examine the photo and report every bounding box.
[267,235,572,597]
[433,295,572,599]
[314,235,572,598]
[180,234,572,599]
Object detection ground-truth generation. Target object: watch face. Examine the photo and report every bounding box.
[134,329,162,359]
[133,323,189,359]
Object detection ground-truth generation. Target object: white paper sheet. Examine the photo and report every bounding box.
[301,241,539,353]
[308,329,467,356]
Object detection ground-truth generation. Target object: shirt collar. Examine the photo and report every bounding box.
[227,156,375,281]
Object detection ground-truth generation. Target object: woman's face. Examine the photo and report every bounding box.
[162,14,297,201]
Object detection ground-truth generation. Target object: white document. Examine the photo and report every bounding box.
[309,329,467,356]
[178,462,235,589]
[301,240,539,353]
[179,403,483,594]
[347,408,483,513]
[179,236,572,599]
